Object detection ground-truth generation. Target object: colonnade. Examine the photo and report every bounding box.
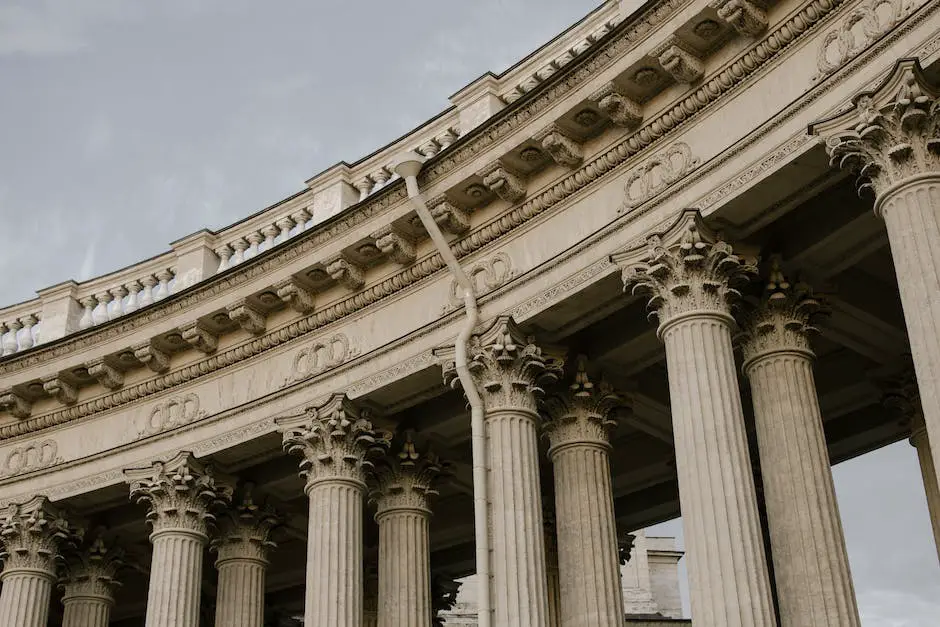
[0,58,937,627]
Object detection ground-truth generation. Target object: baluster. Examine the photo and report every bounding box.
[231,238,249,265]
[245,232,264,260]
[3,320,21,355]
[275,217,295,244]
[371,168,390,191]
[0,323,9,356]
[438,129,458,149]
[78,296,97,329]
[31,315,41,345]
[125,281,142,314]
[139,276,157,307]
[109,285,128,320]
[92,291,112,326]
[355,177,374,201]
[215,244,233,273]
[17,315,36,351]
[155,270,173,301]
[291,208,312,235]
[261,225,278,252]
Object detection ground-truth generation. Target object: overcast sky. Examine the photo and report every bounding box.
[0,1,937,624]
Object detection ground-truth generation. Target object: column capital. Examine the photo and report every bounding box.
[370,437,446,517]
[613,210,757,334]
[124,451,234,539]
[809,58,940,207]
[541,355,621,453]
[880,362,926,445]
[431,574,461,627]
[443,316,563,414]
[60,535,124,603]
[740,258,824,368]
[278,393,390,490]
[0,496,82,576]
[211,483,279,564]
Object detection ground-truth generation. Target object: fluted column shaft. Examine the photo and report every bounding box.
[306,478,364,627]
[745,349,860,626]
[911,416,940,560]
[487,407,550,627]
[62,594,113,627]
[661,314,775,627]
[377,508,431,627]
[881,175,940,504]
[550,442,623,626]
[215,556,267,627]
[0,570,55,627]
[146,528,207,627]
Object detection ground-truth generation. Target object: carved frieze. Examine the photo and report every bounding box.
[621,142,699,211]
[445,252,515,311]
[283,334,358,387]
[0,439,62,478]
[138,393,206,439]
[814,0,912,81]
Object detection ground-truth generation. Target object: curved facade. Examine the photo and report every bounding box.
[0,0,938,625]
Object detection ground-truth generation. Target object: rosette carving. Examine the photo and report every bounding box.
[370,436,446,515]
[124,451,234,536]
[60,535,125,601]
[212,483,279,563]
[278,393,390,487]
[614,210,757,331]
[0,495,82,574]
[541,356,621,451]
[443,316,563,413]
[809,59,940,204]
[739,257,824,366]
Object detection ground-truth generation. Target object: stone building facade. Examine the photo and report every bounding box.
[0,0,937,625]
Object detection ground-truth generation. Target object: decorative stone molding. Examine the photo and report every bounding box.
[590,82,643,128]
[212,483,279,564]
[711,0,768,37]
[0,439,62,478]
[0,495,82,573]
[427,196,471,235]
[621,142,699,211]
[284,333,357,386]
[370,437,446,516]
[809,58,940,203]
[535,125,583,168]
[132,340,171,374]
[613,210,757,332]
[814,0,912,80]
[739,258,824,366]
[0,389,32,419]
[41,374,78,405]
[481,161,527,203]
[651,38,704,84]
[227,299,267,335]
[446,252,515,310]
[326,256,366,291]
[373,226,417,265]
[180,320,218,354]
[443,316,563,413]
[125,451,234,536]
[275,276,316,314]
[278,393,390,488]
[86,358,123,391]
[541,356,621,452]
[60,536,125,602]
[138,393,206,438]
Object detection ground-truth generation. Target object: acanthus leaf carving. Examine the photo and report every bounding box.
[481,162,527,204]
[590,82,643,128]
[86,357,124,390]
[373,225,417,265]
[651,38,704,84]
[133,341,171,374]
[211,483,280,563]
[369,436,447,515]
[535,125,583,168]
[42,374,78,405]
[180,321,218,354]
[227,299,267,335]
[621,142,700,211]
[275,277,316,314]
[60,535,125,601]
[711,0,768,36]
[427,195,471,235]
[541,355,622,452]
[0,496,82,574]
[326,256,366,291]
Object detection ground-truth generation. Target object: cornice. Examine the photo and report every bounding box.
[0,0,872,439]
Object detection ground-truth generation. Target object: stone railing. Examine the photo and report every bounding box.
[75,267,177,330]
[0,302,42,358]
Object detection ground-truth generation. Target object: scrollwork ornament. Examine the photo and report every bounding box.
[0,496,82,574]
[809,59,940,205]
[369,436,447,516]
[278,393,390,488]
[541,355,621,452]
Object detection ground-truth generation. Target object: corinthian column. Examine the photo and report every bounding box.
[125,451,234,627]
[61,536,124,627]
[810,58,940,505]
[0,496,81,627]
[740,262,860,626]
[882,366,940,560]
[541,356,624,627]
[444,316,561,627]
[278,393,390,627]
[371,438,445,627]
[212,484,279,627]
[613,210,775,627]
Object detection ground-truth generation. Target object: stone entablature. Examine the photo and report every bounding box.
[0,0,933,512]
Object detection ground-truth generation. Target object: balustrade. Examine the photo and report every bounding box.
[76,270,177,332]
[0,313,41,357]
